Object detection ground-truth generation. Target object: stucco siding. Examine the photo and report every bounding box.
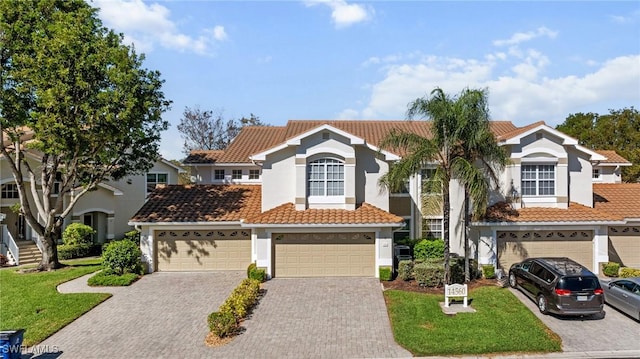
[568,148,593,207]
[262,147,297,211]
[356,147,389,210]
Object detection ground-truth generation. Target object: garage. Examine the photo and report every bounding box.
[155,229,251,271]
[274,232,375,277]
[608,226,640,268]
[497,230,594,271]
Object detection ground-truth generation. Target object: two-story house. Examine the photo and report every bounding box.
[129,120,640,278]
[0,147,184,265]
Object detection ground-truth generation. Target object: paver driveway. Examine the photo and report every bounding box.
[36,274,410,358]
[509,288,640,353]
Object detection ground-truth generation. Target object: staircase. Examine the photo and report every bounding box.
[16,241,42,266]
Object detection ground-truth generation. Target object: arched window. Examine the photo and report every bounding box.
[307,158,344,196]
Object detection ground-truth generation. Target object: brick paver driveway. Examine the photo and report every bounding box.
[37,274,410,358]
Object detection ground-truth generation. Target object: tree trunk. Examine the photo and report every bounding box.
[443,185,451,285]
[464,190,470,282]
[37,228,62,271]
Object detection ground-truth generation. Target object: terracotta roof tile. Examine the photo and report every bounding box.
[130,185,261,223]
[209,120,517,164]
[183,150,225,164]
[484,201,623,223]
[594,183,640,219]
[595,150,631,164]
[244,202,404,225]
[496,121,546,141]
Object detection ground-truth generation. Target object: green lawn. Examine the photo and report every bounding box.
[384,286,562,356]
[0,259,110,346]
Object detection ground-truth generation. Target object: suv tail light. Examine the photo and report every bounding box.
[594,288,603,295]
[555,288,572,296]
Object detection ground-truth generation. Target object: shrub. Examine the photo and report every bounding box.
[414,260,444,287]
[619,267,640,278]
[123,230,140,245]
[0,253,8,266]
[219,279,261,320]
[379,267,392,281]
[482,265,496,279]
[602,262,620,277]
[102,240,143,275]
[88,271,139,286]
[398,260,414,281]
[208,311,237,338]
[413,239,444,261]
[450,257,481,283]
[57,243,93,260]
[62,223,95,246]
[247,263,266,282]
[393,237,421,251]
[247,262,257,278]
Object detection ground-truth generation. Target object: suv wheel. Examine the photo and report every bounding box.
[509,272,517,288]
[537,294,548,314]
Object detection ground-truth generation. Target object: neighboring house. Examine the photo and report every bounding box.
[130,120,639,278]
[0,147,184,265]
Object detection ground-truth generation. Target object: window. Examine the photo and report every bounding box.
[393,218,411,241]
[521,164,555,196]
[146,173,168,194]
[214,169,225,180]
[308,158,344,196]
[421,168,441,194]
[249,169,260,180]
[1,184,19,199]
[232,169,242,180]
[592,168,601,180]
[421,218,443,239]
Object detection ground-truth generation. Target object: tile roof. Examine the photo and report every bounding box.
[495,121,546,141]
[203,120,517,164]
[593,183,640,219]
[483,201,623,223]
[244,202,404,225]
[130,185,261,223]
[183,150,225,164]
[595,150,631,164]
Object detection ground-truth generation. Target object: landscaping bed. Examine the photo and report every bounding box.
[382,276,497,294]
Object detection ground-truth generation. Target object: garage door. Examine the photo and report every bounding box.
[274,233,375,277]
[156,230,251,271]
[608,226,640,268]
[497,230,593,271]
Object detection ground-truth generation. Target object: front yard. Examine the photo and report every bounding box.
[0,259,110,346]
[384,286,562,356]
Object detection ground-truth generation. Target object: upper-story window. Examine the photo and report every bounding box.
[422,218,443,239]
[308,158,344,196]
[1,183,19,199]
[521,164,555,196]
[421,168,441,194]
[592,168,601,180]
[146,173,168,194]
[232,169,242,180]
[214,169,225,180]
[249,169,260,180]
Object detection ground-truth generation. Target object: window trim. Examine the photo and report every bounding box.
[146,172,169,194]
[231,169,243,180]
[592,168,601,181]
[1,183,19,199]
[213,169,225,181]
[307,157,345,197]
[521,163,556,197]
[421,217,443,239]
[248,169,260,180]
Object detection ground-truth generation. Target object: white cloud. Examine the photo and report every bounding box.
[344,51,640,127]
[305,0,373,28]
[93,0,227,55]
[493,27,558,47]
[609,9,640,24]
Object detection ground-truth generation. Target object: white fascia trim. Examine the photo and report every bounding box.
[596,162,632,167]
[503,124,579,146]
[240,222,404,228]
[160,158,186,173]
[74,208,116,216]
[212,163,256,167]
[578,146,607,161]
[471,220,626,227]
[96,183,124,196]
[127,221,242,226]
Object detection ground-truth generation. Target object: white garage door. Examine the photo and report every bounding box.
[156,230,251,271]
[608,226,640,268]
[274,233,375,277]
[497,230,593,271]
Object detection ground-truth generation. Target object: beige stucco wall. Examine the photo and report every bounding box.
[567,147,593,207]
[261,147,297,212]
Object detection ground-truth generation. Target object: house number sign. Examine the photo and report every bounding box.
[444,283,468,308]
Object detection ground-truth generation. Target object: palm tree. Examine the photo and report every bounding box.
[380,88,507,284]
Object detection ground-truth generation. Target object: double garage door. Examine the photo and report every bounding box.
[608,226,640,268]
[155,230,251,271]
[274,233,375,277]
[497,230,594,271]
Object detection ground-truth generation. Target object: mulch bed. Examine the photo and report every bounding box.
[382,277,499,294]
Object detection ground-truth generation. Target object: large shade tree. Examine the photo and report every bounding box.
[0,0,171,270]
[380,88,507,284]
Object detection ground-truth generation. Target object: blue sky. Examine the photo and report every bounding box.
[92,0,640,161]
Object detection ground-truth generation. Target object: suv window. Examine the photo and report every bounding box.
[557,276,599,291]
[529,262,545,278]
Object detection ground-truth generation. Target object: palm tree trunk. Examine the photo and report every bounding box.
[464,190,470,282]
[443,185,451,285]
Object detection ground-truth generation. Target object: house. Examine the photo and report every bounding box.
[129,120,640,278]
[0,145,184,265]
